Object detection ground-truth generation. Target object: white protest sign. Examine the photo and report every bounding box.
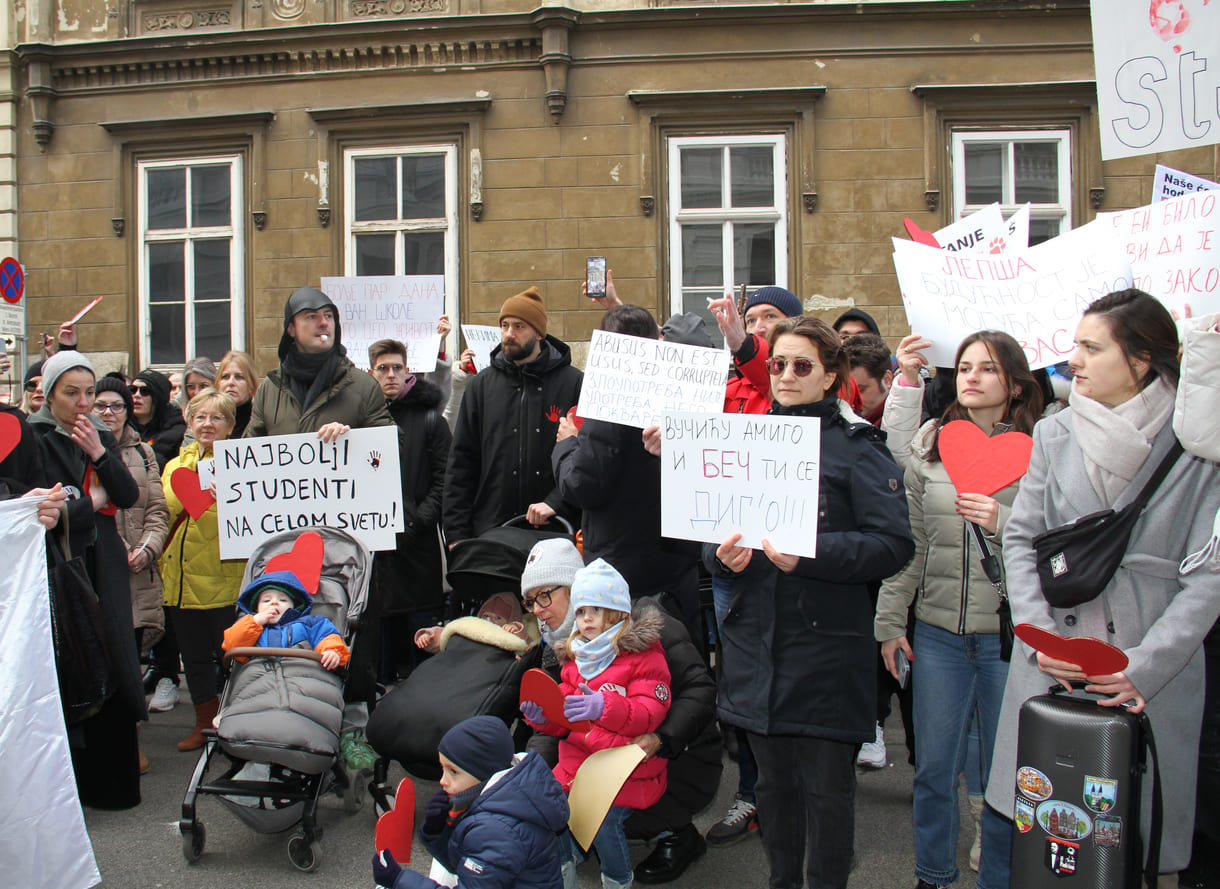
[893,227,1133,368]
[214,427,403,559]
[576,329,729,430]
[461,324,501,372]
[1091,0,1220,160]
[320,276,444,373]
[197,457,215,491]
[1153,164,1220,203]
[660,412,821,557]
[932,203,1008,253]
[1006,204,1032,250]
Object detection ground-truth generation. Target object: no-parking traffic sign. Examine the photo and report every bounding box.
[0,258,24,338]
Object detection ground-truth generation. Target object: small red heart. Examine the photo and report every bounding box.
[170,466,215,520]
[938,420,1033,497]
[520,668,592,733]
[903,218,941,248]
[1014,624,1129,676]
[374,776,414,865]
[0,412,22,465]
[265,530,324,596]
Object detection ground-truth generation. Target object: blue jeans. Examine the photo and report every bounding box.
[569,805,633,885]
[911,620,1009,887]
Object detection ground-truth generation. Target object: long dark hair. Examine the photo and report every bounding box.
[1083,288,1180,390]
[928,330,1043,463]
[767,316,849,395]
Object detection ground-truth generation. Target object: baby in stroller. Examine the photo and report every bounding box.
[222,571,351,669]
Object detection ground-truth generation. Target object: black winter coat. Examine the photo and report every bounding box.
[0,404,46,492]
[444,337,582,542]
[706,396,914,744]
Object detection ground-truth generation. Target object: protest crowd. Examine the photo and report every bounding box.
[3,236,1220,889]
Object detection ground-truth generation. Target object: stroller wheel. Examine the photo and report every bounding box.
[181,822,206,863]
[287,834,322,872]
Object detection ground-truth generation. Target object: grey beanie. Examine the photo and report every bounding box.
[41,350,96,397]
[520,538,585,593]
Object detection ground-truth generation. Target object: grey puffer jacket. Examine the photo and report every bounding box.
[113,424,169,640]
[875,419,1016,641]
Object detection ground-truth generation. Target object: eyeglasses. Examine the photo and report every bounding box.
[373,362,406,375]
[92,402,126,415]
[765,357,820,377]
[129,384,151,396]
[522,586,561,610]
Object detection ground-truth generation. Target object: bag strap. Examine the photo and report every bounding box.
[1121,439,1184,515]
[1139,712,1162,889]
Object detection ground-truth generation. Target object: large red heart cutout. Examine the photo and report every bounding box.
[0,412,20,465]
[265,530,324,596]
[520,668,592,733]
[169,466,214,520]
[1014,624,1129,676]
[938,420,1033,497]
[374,776,414,865]
[903,218,941,248]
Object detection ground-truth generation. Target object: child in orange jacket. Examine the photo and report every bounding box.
[222,571,350,669]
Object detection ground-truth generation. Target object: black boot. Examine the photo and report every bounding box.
[634,823,706,884]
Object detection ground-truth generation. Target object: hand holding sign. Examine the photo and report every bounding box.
[373,776,415,866]
[520,669,592,733]
[1014,624,1129,677]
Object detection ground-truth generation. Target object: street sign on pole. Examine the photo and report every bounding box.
[0,257,25,339]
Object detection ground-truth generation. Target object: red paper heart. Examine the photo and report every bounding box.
[1014,624,1129,677]
[170,466,214,520]
[265,530,324,596]
[938,420,1033,497]
[374,776,414,865]
[0,412,20,465]
[520,668,592,733]
[903,218,941,248]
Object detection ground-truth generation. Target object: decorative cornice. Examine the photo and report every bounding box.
[628,87,827,108]
[307,99,492,124]
[100,111,276,134]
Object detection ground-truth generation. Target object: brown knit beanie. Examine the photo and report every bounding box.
[499,286,547,339]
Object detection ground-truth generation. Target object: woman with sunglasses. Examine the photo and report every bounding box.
[129,368,186,472]
[874,330,1042,889]
[710,316,914,889]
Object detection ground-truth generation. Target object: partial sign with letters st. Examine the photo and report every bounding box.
[660,412,821,559]
[214,427,403,559]
[576,329,729,430]
[320,275,444,372]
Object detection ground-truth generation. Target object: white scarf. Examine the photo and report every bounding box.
[1068,376,1176,507]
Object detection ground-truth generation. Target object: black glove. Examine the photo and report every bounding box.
[421,789,450,836]
[373,849,402,887]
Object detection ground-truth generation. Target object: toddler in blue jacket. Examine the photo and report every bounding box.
[222,571,350,669]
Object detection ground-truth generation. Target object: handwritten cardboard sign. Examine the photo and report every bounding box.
[320,275,444,373]
[214,427,403,559]
[1153,165,1220,203]
[576,330,729,430]
[659,411,821,557]
[1091,0,1220,161]
[460,324,501,372]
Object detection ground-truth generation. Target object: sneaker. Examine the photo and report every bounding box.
[340,731,377,772]
[856,722,886,769]
[705,794,758,847]
[148,677,179,712]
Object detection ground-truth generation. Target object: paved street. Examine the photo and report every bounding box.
[85,699,980,889]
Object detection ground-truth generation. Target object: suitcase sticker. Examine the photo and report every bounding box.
[1037,801,1093,841]
[1083,776,1117,814]
[1015,797,1036,833]
[1045,839,1079,876]
[1094,816,1121,848]
[1017,766,1054,800]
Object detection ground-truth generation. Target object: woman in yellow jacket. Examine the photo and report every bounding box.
[161,388,247,751]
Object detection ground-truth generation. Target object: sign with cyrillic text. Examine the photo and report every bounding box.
[660,412,821,558]
[461,324,501,372]
[576,330,729,429]
[214,427,403,559]
[320,275,443,373]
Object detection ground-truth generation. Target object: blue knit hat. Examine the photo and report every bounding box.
[570,558,632,615]
[744,286,803,319]
[438,716,514,782]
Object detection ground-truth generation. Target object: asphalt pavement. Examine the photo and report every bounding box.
[83,694,980,889]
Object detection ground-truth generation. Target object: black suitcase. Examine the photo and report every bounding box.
[1011,687,1161,889]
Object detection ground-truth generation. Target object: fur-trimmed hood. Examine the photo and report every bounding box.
[552,602,664,664]
[441,615,528,654]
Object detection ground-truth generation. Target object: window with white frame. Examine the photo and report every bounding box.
[667,135,788,339]
[138,156,244,368]
[951,130,1072,245]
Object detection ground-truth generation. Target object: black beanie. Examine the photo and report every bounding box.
[279,286,343,361]
[438,716,514,781]
[832,308,881,336]
[94,376,135,426]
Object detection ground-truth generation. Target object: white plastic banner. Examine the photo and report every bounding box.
[1153,165,1220,203]
[660,412,821,558]
[215,427,404,558]
[460,324,502,372]
[0,498,100,889]
[576,330,729,430]
[320,276,444,372]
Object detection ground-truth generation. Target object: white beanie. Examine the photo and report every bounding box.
[41,350,96,397]
[520,538,585,593]
[570,558,631,615]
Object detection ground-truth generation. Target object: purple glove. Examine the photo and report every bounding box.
[520,699,545,725]
[421,789,450,836]
[563,683,606,722]
[373,849,402,887]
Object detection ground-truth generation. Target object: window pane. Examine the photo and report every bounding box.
[1029,218,1061,246]
[681,224,724,288]
[964,144,1004,205]
[191,165,231,227]
[195,300,231,361]
[734,223,776,287]
[402,155,446,219]
[194,240,231,302]
[355,233,395,276]
[150,303,185,365]
[353,157,397,222]
[148,242,185,303]
[680,148,722,209]
[1014,143,1060,204]
[403,232,445,275]
[730,147,774,208]
[147,168,186,230]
